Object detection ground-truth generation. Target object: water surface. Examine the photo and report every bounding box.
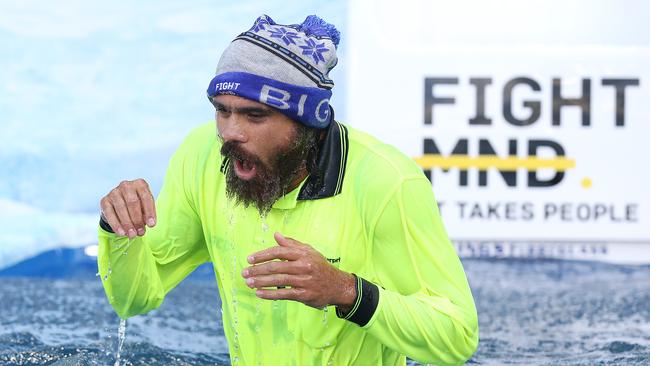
[2,259,649,365]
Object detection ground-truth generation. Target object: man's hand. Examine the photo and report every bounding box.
[100,179,157,239]
[242,232,357,311]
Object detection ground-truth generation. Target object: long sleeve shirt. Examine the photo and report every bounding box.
[97,121,478,365]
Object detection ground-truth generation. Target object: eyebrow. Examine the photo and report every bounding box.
[212,100,274,115]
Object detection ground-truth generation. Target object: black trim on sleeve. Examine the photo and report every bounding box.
[99,215,114,233]
[336,275,380,327]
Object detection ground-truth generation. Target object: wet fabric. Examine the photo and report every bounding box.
[97,121,478,365]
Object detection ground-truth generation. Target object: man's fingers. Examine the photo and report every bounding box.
[255,287,309,302]
[101,200,125,236]
[100,179,154,238]
[136,182,156,227]
[244,274,308,289]
[109,191,137,238]
[274,232,303,248]
[247,246,302,264]
[242,260,304,278]
[124,189,145,234]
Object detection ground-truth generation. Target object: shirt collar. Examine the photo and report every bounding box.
[297,120,349,200]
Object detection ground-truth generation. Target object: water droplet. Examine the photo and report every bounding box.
[108,268,112,275]
[103,274,108,281]
[113,319,127,366]
[95,272,100,277]
[322,306,329,325]
[234,356,239,364]
[261,222,269,232]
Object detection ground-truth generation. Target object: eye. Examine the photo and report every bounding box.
[216,105,231,117]
[247,112,267,122]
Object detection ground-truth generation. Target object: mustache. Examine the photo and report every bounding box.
[220,141,263,167]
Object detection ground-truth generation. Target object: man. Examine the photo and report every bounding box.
[98,14,478,366]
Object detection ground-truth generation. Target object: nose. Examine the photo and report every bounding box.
[218,113,247,143]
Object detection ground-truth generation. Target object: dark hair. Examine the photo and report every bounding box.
[294,122,322,175]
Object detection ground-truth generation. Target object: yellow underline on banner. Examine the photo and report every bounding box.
[413,155,576,171]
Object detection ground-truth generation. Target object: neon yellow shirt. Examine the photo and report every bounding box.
[98,121,478,366]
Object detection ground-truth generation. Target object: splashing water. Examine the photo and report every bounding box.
[101,266,113,281]
[261,217,269,249]
[113,319,127,366]
[322,306,329,326]
[226,209,240,356]
[230,254,241,357]
[254,299,263,363]
[255,301,261,325]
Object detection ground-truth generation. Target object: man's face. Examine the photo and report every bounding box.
[212,95,317,214]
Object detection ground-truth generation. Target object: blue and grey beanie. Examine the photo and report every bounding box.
[207,14,340,129]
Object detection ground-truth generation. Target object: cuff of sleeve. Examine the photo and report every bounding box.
[99,215,115,233]
[335,274,379,327]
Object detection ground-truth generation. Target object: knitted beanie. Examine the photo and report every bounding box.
[207,14,340,129]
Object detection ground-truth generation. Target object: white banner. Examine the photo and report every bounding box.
[347,0,650,263]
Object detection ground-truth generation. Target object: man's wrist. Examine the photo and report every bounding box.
[99,213,114,233]
[334,272,358,315]
[335,273,380,327]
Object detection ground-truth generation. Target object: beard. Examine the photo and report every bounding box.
[220,124,319,216]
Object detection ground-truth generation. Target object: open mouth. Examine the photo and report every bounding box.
[233,158,257,181]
